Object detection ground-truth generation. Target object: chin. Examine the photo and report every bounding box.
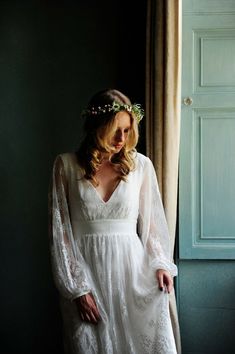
[114,146,123,152]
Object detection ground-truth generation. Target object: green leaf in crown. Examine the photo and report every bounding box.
[112,101,144,123]
[81,101,144,124]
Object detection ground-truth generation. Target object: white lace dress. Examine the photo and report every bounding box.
[49,152,177,354]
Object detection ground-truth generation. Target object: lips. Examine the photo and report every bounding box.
[114,144,123,149]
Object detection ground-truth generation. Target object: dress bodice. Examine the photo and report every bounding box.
[64,153,143,224]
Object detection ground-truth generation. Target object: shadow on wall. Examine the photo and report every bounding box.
[0,1,146,353]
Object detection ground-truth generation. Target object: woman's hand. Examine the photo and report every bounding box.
[156,269,173,294]
[75,292,101,324]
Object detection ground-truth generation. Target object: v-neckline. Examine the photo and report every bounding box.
[85,179,123,205]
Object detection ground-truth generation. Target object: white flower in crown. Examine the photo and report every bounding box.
[81,101,144,124]
[112,102,144,123]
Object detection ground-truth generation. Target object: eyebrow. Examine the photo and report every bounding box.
[116,126,131,129]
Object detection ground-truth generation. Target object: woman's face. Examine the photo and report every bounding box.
[110,111,131,153]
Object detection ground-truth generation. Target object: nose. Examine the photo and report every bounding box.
[116,130,125,142]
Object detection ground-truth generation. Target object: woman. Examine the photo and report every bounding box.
[49,89,177,354]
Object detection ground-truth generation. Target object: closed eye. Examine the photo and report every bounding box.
[114,128,130,135]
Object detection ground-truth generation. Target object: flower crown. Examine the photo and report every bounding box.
[81,101,144,124]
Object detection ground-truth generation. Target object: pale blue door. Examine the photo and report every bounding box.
[179,1,235,353]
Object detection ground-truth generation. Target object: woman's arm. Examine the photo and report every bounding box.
[48,155,92,300]
[138,157,177,292]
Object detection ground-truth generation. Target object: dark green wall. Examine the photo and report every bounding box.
[0,1,146,353]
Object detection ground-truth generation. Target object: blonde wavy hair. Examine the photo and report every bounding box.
[76,89,140,185]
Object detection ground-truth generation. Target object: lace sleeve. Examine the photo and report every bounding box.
[138,157,177,277]
[48,155,92,300]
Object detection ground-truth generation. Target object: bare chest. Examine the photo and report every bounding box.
[94,164,120,203]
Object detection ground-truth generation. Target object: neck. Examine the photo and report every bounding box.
[100,152,113,161]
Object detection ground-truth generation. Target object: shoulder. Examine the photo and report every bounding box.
[57,152,77,165]
[53,152,81,176]
[134,152,157,183]
[135,152,152,170]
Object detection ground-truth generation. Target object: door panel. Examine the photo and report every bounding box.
[181,108,235,259]
[195,29,235,91]
[178,261,235,354]
[184,0,235,14]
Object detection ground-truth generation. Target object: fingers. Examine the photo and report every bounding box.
[76,293,101,324]
[156,269,174,294]
[79,308,100,324]
[89,311,99,323]
[158,272,164,292]
[166,277,173,293]
[80,310,98,324]
[89,294,100,319]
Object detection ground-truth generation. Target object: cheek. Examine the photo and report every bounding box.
[111,133,117,142]
[109,134,117,145]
